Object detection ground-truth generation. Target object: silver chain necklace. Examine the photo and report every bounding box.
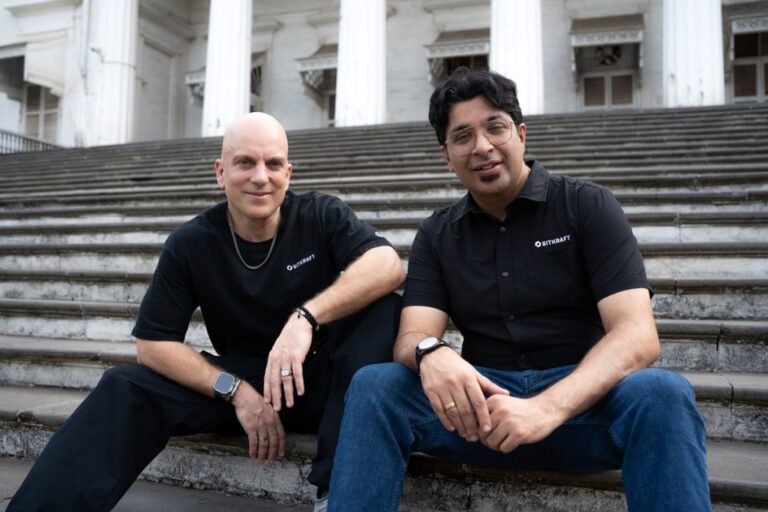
[226,209,279,270]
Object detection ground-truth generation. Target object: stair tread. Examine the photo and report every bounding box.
[0,383,764,503]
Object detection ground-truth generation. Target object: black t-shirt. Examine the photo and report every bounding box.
[403,161,650,370]
[132,191,390,356]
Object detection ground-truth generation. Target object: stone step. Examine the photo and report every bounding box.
[3,140,767,181]
[5,137,766,184]
[0,241,765,279]
[1,169,766,209]
[2,155,768,197]
[0,456,312,512]
[650,278,768,321]
[2,112,765,160]
[0,385,765,511]
[0,211,764,245]
[0,174,765,210]
[0,270,765,323]
[0,190,766,226]
[0,311,764,375]
[3,120,765,171]
[0,300,210,346]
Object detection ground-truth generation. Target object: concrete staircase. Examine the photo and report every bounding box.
[0,104,766,510]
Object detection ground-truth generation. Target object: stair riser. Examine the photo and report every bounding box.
[0,341,764,387]
[2,253,766,278]
[1,201,766,226]
[0,214,193,227]
[0,315,137,343]
[652,293,768,321]
[0,253,160,273]
[698,401,768,444]
[2,224,765,245]
[0,361,110,390]
[0,279,149,303]
[643,257,768,279]
[657,340,768,372]
[1,280,766,322]
[1,181,767,209]
[0,313,765,371]
[0,314,211,346]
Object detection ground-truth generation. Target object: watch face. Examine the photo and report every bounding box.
[418,337,440,351]
[213,372,236,394]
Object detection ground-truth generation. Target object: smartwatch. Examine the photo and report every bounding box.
[212,371,241,402]
[414,336,450,370]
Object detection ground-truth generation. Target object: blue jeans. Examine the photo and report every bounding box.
[328,363,710,511]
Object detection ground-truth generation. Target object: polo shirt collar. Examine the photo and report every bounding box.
[451,160,549,222]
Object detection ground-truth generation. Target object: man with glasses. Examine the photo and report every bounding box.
[327,68,710,511]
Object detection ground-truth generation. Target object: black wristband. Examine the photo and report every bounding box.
[294,305,320,332]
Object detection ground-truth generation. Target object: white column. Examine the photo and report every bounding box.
[335,0,386,127]
[490,0,544,115]
[88,0,138,145]
[202,0,252,136]
[663,0,724,107]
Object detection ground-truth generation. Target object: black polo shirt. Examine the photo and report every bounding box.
[403,161,650,370]
[132,191,390,356]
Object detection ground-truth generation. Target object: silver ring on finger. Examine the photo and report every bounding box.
[280,368,293,378]
[258,435,269,444]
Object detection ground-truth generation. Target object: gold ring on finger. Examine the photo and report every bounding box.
[444,401,457,412]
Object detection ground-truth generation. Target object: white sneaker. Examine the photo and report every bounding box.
[313,496,328,512]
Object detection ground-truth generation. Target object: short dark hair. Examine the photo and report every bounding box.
[428,67,524,145]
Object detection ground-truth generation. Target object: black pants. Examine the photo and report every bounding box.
[8,293,401,512]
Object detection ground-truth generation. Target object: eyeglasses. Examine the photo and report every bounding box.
[445,118,516,155]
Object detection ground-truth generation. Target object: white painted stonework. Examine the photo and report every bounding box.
[663,0,725,107]
[201,0,252,136]
[490,0,544,115]
[335,0,387,126]
[0,0,754,146]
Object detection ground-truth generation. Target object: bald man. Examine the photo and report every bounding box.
[9,113,405,512]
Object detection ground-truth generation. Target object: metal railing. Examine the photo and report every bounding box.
[0,129,61,154]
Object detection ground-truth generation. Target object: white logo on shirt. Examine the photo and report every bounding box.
[534,234,572,249]
[287,253,316,271]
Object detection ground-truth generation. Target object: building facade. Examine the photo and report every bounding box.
[0,0,766,147]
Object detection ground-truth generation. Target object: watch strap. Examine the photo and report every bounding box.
[415,337,450,371]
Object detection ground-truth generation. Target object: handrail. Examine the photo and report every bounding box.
[0,129,61,154]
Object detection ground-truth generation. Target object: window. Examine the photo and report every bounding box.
[327,91,336,127]
[24,84,58,142]
[250,53,265,113]
[611,75,633,105]
[583,73,634,108]
[575,43,638,109]
[584,77,605,106]
[734,64,757,97]
[324,69,337,127]
[732,32,768,101]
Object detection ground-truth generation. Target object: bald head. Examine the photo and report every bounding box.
[221,112,289,160]
[214,112,293,237]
